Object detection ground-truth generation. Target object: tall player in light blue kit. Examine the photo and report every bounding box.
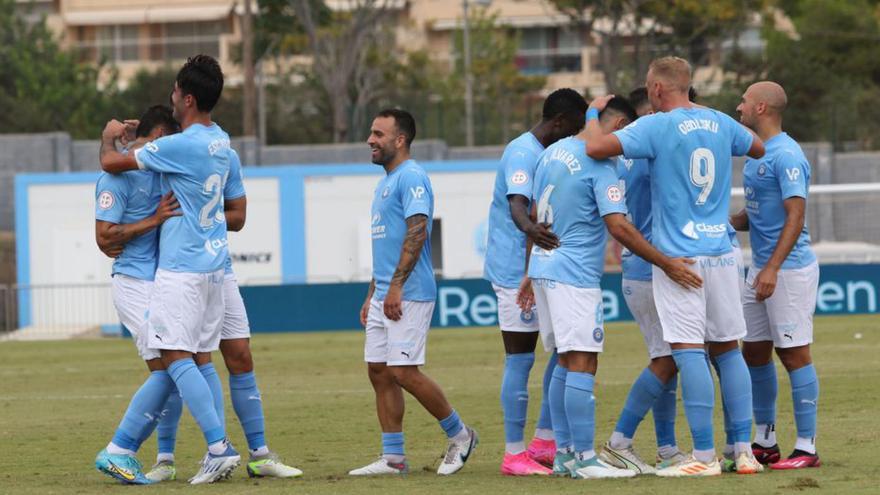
[584,56,766,477]
[528,96,702,480]
[597,88,687,474]
[733,81,821,470]
[95,55,240,485]
[484,88,587,476]
[351,109,478,477]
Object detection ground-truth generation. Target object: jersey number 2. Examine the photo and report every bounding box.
[689,148,715,205]
[200,174,223,228]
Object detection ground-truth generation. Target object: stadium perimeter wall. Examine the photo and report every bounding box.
[13,160,880,332]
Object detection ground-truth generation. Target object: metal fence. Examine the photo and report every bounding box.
[0,283,115,337]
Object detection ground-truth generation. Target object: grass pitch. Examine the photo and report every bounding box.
[1,315,878,494]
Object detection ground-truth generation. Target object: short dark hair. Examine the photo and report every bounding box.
[628,87,649,110]
[688,86,698,102]
[542,88,588,120]
[376,108,416,147]
[176,54,224,113]
[136,105,180,138]
[600,96,638,123]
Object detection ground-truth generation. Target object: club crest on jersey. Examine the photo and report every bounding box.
[382,186,390,198]
[510,170,529,186]
[98,191,114,210]
[606,185,622,203]
[758,164,766,176]
[593,327,604,343]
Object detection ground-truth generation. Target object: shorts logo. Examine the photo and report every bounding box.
[606,185,622,203]
[382,186,390,198]
[623,286,633,296]
[520,309,534,323]
[758,164,766,176]
[98,191,114,210]
[592,327,604,343]
[510,170,529,186]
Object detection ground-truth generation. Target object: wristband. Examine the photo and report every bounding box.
[586,107,600,121]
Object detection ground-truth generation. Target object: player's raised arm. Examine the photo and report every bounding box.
[99,120,140,173]
[604,213,702,289]
[584,95,625,159]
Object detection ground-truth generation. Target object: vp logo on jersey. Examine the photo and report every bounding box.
[786,167,801,182]
[98,191,114,210]
[410,186,425,199]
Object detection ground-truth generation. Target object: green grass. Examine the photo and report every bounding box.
[1,315,878,494]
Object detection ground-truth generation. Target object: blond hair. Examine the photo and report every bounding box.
[648,57,692,93]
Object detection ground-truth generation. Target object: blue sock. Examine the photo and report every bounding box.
[709,357,735,446]
[615,367,664,439]
[652,375,677,448]
[501,352,534,445]
[198,363,225,430]
[156,385,183,456]
[536,351,558,431]
[671,349,714,451]
[789,364,819,441]
[748,362,778,426]
[382,432,405,456]
[549,364,571,450]
[167,359,225,446]
[564,371,595,455]
[111,371,174,452]
[229,371,267,451]
[439,409,464,438]
[715,349,754,444]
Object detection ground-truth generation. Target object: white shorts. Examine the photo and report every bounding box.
[492,284,539,333]
[111,274,160,361]
[743,262,819,348]
[532,279,604,354]
[147,269,225,354]
[733,246,746,303]
[653,253,747,344]
[221,273,251,340]
[364,298,434,366]
[622,279,670,359]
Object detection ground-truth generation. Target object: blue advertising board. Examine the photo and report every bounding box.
[240,264,880,333]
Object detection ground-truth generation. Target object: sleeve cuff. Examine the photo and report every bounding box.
[133,147,147,170]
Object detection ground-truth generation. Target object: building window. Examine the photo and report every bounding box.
[73,20,227,63]
[515,27,583,75]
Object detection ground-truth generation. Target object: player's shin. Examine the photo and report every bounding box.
[715,348,754,456]
[748,362,779,447]
[548,364,571,452]
[109,370,174,454]
[156,386,182,462]
[501,352,535,454]
[230,371,267,454]
[671,349,715,463]
[198,362,226,428]
[653,375,678,455]
[564,371,596,461]
[166,358,227,451]
[789,364,819,454]
[611,368,664,449]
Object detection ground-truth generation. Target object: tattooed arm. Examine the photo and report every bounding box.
[95,192,181,257]
[383,214,428,321]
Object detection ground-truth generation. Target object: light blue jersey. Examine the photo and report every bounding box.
[528,137,627,288]
[743,132,815,269]
[223,150,246,274]
[371,160,436,302]
[484,132,545,288]
[614,107,754,258]
[728,222,740,248]
[134,123,232,273]
[95,170,162,281]
[617,157,653,281]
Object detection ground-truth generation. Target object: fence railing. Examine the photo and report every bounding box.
[0,283,115,335]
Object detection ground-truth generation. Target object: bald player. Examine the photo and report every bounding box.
[731,81,820,470]
[583,57,765,477]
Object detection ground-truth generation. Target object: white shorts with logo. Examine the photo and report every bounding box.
[492,284,539,333]
[221,273,251,340]
[147,268,225,354]
[111,274,161,361]
[622,279,670,359]
[653,253,747,344]
[364,297,435,366]
[743,262,819,348]
[532,279,603,354]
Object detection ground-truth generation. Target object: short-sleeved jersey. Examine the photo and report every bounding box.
[617,156,653,281]
[528,137,627,288]
[95,170,162,281]
[743,132,815,269]
[484,132,545,288]
[371,160,436,302]
[134,123,232,273]
[613,107,754,258]
[223,150,246,274]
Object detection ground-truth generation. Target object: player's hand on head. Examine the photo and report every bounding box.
[528,222,560,250]
[121,120,139,146]
[753,266,778,301]
[589,94,615,112]
[384,286,403,321]
[102,119,126,140]
[516,277,535,312]
[663,257,702,289]
[155,191,182,223]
